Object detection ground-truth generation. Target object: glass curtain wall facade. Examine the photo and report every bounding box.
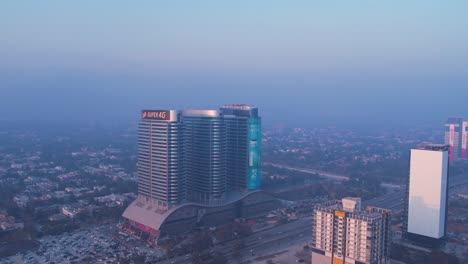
[137,110,183,211]
[181,110,227,205]
[135,106,262,208]
[220,104,262,191]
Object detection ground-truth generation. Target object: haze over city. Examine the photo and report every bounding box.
[1,2,468,264]
[2,1,468,127]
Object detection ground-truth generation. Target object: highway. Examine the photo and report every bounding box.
[264,162,349,181]
[158,174,468,263]
[365,175,468,211]
[159,218,312,264]
[235,232,311,264]
[268,162,468,211]
[224,219,312,263]
[365,189,405,211]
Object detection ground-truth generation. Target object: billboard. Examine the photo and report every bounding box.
[247,118,261,190]
[462,123,468,159]
[449,124,455,161]
[449,125,455,145]
[141,110,171,121]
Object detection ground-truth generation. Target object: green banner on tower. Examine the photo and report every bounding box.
[247,117,261,190]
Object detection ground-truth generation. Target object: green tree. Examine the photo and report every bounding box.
[190,253,203,264]
[232,240,244,264]
[208,252,228,264]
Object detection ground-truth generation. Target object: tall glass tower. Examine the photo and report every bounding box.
[220,104,262,191]
[137,110,183,211]
[122,106,263,236]
[181,110,227,204]
[134,105,262,208]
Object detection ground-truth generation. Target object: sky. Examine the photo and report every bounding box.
[1,1,468,128]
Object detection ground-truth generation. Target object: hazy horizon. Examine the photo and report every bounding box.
[2,1,468,128]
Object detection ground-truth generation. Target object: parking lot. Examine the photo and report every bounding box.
[0,224,164,264]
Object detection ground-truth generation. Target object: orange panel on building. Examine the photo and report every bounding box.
[332,257,344,264]
[334,210,345,217]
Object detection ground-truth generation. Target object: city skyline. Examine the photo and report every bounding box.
[1,2,468,263]
[1,105,467,262]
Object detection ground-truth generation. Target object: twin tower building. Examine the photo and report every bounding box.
[136,104,261,211]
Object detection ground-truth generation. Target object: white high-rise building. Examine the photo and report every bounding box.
[405,144,449,245]
[311,197,390,264]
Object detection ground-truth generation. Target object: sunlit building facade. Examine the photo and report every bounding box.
[181,110,227,204]
[311,198,390,264]
[404,144,449,246]
[123,105,263,238]
[220,104,262,191]
[136,110,183,211]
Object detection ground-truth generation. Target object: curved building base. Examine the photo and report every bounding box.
[122,190,282,241]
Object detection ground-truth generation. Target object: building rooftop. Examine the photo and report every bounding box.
[414,143,449,151]
[315,197,389,221]
[446,117,463,124]
[220,104,256,110]
[123,190,266,232]
[181,109,220,117]
[341,197,361,212]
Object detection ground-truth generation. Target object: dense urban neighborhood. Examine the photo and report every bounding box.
[1,122,467,263]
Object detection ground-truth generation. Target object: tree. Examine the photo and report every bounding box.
[389,243,410,262]
[190,253,203,264]
[232,240,244,264]
[463,248,468,264]
[215,226,231,242]
[133,254,145,264]
[191,231,213,252]
[208,252,228,264]
[427,251,459,264]
[118,257,130,264]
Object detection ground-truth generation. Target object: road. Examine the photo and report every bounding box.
[159,173,468,263]
[225,219,311,263]
[159,218,312,264]
[268,163,468,211]
[365,189,405,211]
[365,175,468,211]
[264,162,349,181]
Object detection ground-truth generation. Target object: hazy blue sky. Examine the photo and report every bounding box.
[1,1,468,127]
